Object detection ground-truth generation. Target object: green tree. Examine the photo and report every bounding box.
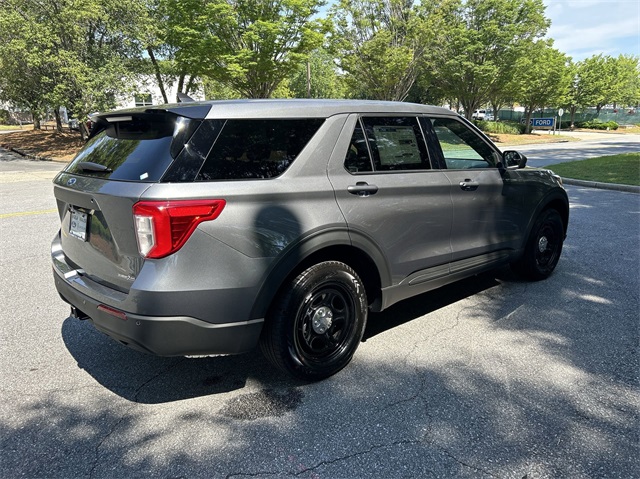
[331,0,429,101]
[289,49,346,98]
[562,60,581,128]
[611,55,640,109]
[164,0,327,99]
[158,0,216,101]
[0,0,147,134]
[0,14,51,128]
[513,41,570,133]
[575,54,617,115]
[565,54,639,125]
[425,0,549,120]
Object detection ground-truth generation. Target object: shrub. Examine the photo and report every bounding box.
[576,119,619,130]
[474,120,525,135]
[0,109,10,125]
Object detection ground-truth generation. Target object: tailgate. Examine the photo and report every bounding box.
[54,173,150,292]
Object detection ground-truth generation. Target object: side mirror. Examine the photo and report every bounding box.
[503,150,527,169]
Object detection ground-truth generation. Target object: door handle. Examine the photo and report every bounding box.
[347,181,379,197]
[459,180,479,191]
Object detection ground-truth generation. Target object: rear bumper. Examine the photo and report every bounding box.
[53,267,263,357]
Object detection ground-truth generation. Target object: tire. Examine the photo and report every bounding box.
[512,209,564,280]
[260,261,368,381]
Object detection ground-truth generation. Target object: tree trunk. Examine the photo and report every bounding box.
[570,106,577,129]
[54,107,63,132]
[461,100,480,121]
[33,115,41,130]
[147,47,168,104]
[185,75,196,96]
[177,73,186,102]
[524,108,533,134]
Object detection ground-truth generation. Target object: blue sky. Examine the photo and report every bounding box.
[544,0,640,61]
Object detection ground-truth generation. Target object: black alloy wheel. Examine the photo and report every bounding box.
[260,261,368,381]
[513,209,564,280]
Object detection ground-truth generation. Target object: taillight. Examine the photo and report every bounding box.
[132,199,226,258]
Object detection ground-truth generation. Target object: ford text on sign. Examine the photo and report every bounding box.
[531,118,555,128]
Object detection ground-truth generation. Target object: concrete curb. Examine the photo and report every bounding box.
[562,177,640,194]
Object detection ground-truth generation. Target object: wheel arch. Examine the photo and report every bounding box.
[542,196,569,236]
[521,188,570,250]
[249,229,391,321]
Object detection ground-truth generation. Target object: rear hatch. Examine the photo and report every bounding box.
[53,107,207,292]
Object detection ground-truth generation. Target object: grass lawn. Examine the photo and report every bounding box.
[546,152,640,186]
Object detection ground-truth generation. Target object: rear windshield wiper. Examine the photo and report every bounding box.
[78,161,113,173]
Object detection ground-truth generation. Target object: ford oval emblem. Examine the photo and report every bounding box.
[67,178,77,186]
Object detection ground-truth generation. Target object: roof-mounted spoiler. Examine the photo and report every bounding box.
[177,92,195,103]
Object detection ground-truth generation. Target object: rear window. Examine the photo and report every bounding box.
[194,119,324,181]
[65,116,324,183]
[64,114,200,182]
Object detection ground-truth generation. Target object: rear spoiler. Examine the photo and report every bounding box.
[87,103,211,140]
[90,103,211,123]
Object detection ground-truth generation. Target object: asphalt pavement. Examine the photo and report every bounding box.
[1,147,639,478]
[513,130,640,168]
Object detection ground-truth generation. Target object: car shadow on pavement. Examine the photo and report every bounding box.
[61,317,297,404]
[364,269,507,341]
[61,268,513,405]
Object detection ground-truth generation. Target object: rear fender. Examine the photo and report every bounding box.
[248,227,391,320]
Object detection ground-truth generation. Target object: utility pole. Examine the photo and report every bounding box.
[306,61,311,98]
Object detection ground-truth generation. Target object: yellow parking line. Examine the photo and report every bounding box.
[0,208,58,219]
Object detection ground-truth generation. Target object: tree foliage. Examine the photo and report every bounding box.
[563,54,639,126]
[163,0,328,98]
[289,49,346,99]
[425,0,549,119]
[512,40,570,133]
[612,55,640,108]
[331,0,430,101]
[1,0,634,131]
[0,0,146,133]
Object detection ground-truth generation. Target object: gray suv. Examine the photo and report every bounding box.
[52,99,568,380]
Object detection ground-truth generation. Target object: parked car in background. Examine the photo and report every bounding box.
[51,99,569,380]
[472,109,495,120]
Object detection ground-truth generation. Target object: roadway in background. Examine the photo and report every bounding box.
[513,130,640,167]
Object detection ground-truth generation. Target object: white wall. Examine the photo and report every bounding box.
[116,76,206,109]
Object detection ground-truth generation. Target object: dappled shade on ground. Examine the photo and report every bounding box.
[0,129,84,161]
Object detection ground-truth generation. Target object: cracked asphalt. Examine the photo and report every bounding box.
[1,147,638,478]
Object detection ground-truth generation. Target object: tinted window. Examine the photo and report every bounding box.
[423,117,495,169]
[162,120,224,183]
[360,117,430,171]
[344,121,373,173]
[196,119,324,181]
[65,114,199,182]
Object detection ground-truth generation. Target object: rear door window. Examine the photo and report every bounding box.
[195,119,324,181]
[344,117,431,173]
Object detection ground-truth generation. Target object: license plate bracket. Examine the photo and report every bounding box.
[69,207,89,241]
